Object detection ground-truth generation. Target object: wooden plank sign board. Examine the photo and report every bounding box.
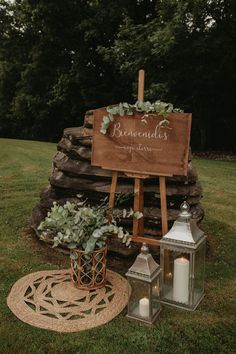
[92,108,192,176]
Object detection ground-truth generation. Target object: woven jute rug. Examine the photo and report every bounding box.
[7,269,129,332]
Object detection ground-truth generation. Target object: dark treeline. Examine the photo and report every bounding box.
[0,0,235,150]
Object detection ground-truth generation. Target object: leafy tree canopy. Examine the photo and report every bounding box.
[0,0,235,149]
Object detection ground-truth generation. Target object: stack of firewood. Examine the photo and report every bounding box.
[31,110,204,253]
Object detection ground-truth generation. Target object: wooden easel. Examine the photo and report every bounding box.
[108,70,169,246]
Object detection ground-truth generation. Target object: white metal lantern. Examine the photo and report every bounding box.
[160,201,206,310]
[126,243,161,325]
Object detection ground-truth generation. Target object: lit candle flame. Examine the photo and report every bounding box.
[166,272,173,279]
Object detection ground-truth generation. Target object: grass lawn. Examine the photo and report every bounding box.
[0,138,235,354]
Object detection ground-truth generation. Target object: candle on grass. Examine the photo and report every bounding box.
[173,257,189,303]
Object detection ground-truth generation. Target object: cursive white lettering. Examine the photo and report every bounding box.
[116,144,163,154]
[110,123,169,141]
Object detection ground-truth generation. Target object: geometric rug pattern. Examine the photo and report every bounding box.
[7,269,129,332]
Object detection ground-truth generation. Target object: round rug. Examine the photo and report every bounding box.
[7,269,129,332]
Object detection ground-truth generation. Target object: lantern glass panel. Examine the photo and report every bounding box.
[162,249,191,305]
[151,277,161,315]
[192,243,206,304]
[128,278,151,320]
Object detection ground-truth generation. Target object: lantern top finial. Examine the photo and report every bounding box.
[180,200,190,213]
[141,243,149,254]
[180,201,191,218]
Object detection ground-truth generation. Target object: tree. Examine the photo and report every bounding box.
[0,0,235,150]
[99,0,236,150]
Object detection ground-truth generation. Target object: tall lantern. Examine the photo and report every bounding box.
[160,201,206,310]
[126,243,161,325]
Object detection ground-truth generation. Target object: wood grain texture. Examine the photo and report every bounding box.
[130,235,160,246]
[132,178,144,236]
[49,169,202,196]
[159,176,168,235]
[92,109,192,176]
[108,171,118,210]
[138,69,145,101]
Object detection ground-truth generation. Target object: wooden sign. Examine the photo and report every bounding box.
[92,108,192,176]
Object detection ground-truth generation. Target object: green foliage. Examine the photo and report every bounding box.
[0,0,136,140]
[100,100,183,134]
[0,0,236,148]
[98,0,236,150]
[38,200,143,253]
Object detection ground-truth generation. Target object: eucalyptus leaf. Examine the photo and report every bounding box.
[108,113,114,121]
[103,116,110,124]
[68,243,77,249]
[100,128,107,134]
[134,211,143,219]
[70,251,78,260]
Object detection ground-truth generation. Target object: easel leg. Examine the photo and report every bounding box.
[138,179,144,235]
[108,171,118,220]
[159,176,169,274]
[133,178,144,237]
[159,176,168,235]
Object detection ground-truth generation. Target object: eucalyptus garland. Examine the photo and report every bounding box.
[100,100,183,134]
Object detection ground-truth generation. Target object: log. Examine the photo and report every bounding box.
[63,127,92,146]
[53,151,198,183]
[84,110,94,128]
[57,140,92,161]
[49,168,202,196]
[41,184,202,204]
[53,151,112,177]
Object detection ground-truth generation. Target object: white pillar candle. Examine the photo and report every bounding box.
[153,285,160,296]
[139,297,150,317]
[173,257,189,303]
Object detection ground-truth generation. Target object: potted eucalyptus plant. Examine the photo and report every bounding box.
[37,200,141,290]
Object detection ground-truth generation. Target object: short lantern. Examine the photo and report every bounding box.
[160,201,206,310]
[126,243,161,324]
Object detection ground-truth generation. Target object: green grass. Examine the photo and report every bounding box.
[0,138,235,354]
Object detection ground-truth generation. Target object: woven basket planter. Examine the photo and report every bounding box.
[70,246,107,290]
